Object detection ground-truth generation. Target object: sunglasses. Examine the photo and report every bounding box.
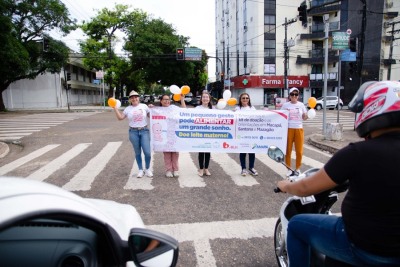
[290,93,299,96]
[241,97,249,99]
[129,95,139,98]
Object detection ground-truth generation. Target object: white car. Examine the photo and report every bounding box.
[0,177,179,267]
[310,96,343,110]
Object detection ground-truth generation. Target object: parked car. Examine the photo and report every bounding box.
[120,96,129,106]
[142,95,154,103]
[308,96,343,110]
[184,93,193,104]
[0,177,179,267]
[189,95,201,106]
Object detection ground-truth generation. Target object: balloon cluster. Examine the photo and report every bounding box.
[170,85,190,101]
[307,97,317,119]
[216,90,237,109]
[107,98,121,108]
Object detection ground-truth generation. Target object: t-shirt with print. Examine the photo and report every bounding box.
[123,104,149,128]
[280,101,307,129]
[195,105,214,110]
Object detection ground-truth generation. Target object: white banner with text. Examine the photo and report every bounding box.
[150,107,288,153]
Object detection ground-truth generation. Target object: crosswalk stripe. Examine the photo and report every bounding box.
[26,143,92,182]
[63,142,122,191]
[177,152,206,188]
[292,152,324,169]
[124,152,155,190]
[212,153,258,186]
[0,144,60,175]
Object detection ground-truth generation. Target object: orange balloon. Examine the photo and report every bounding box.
[227,97,237,106]
[308,97,317,109]
[181,85,190,95]
[108,98,117,107]
[173,94,181,101]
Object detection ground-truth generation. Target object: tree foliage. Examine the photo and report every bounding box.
[0,0,76,111]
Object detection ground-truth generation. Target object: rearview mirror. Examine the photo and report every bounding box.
[267,146,285,163]
[128,228,179,267]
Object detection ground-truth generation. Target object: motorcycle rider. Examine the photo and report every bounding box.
[276,80,400,266]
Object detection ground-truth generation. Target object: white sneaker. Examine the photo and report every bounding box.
[241,169,248,176]
[165,171,173,178]
[137,170,144,178]
[145,169,153,177]
[295,169,301,175]
[173,171,179,177]
[286,170,293,177]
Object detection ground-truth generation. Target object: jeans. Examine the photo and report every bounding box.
[129,128,151,170]
[239,153,255,169]
[287,214,400,267]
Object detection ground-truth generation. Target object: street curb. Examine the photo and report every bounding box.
[0,142,10,159]
[306,135,338,154]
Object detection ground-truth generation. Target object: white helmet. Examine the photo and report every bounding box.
[348,81,400,138]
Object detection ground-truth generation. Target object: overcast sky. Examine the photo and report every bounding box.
[56,0,216,81]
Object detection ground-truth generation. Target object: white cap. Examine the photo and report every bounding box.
[289,87,299,94]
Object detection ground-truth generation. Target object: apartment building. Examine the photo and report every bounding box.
[215,0,400,106]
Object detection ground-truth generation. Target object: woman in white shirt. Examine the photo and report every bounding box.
[280,87,308,176]
[235,93,258,176]
[113,90,153,178]
[195,91,213,176]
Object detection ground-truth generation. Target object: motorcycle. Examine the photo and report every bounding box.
[267,146,351,267]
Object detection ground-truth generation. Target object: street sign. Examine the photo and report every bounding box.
[95,71,104,79]
[340,49,356,62]
[184,48,202,61]
[332,32,350,50]
[93,79,101,84]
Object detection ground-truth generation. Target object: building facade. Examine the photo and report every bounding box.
[2,53,109,109]
[215,0,399,106]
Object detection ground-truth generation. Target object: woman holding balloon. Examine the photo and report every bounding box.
[280,87,308,176]
[195,91,214,176]
[112,90,153,178]
[235,92,258,176]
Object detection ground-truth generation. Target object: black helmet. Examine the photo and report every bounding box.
[348,81,400,138]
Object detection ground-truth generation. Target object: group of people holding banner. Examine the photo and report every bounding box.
[112,87,308,179]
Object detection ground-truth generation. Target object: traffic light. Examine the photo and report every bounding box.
[43,38,50,51]
[349,37,357,52]
[298,4,307,26]
[176,48,184,60]
[66,73,71,81]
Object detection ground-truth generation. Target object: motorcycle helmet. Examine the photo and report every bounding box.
[348,80,400,138]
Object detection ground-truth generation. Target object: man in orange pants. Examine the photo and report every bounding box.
[280,88,308,176]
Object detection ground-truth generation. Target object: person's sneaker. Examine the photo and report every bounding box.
[286,170,293,177]
[198,169,204,177]
[165,171,173,178]
[137,170,144,178]
[241,169,248,176]
[173,171,179,177]
[145,169,153,177]
[248,168,258,176]
[295,169,301,175]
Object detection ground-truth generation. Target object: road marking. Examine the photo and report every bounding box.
[177,152,206,188]
[291,151,324,169]
[124,152,155,190]
[149,217,277,267]
[304,144,332,157]
[213,153,259,186]
[0,144,60,175]
[26,143,92,182]
[63,142,122,191]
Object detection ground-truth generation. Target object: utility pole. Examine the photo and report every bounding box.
[358,0,366,85]
[282,17,297,97]
[322,14,329,135]
[387,21,400,80]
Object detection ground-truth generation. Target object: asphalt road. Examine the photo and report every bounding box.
[0,110,344,267]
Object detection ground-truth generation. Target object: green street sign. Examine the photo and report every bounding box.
[332,32,350,50]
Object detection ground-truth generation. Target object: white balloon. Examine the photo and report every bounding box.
[222,90,231,101]
[170,85,181,95]
[217,100,227,109]
[307,108,316,119]
[115,99,121,108]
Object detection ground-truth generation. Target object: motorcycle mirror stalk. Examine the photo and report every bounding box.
[267,146,299,177]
